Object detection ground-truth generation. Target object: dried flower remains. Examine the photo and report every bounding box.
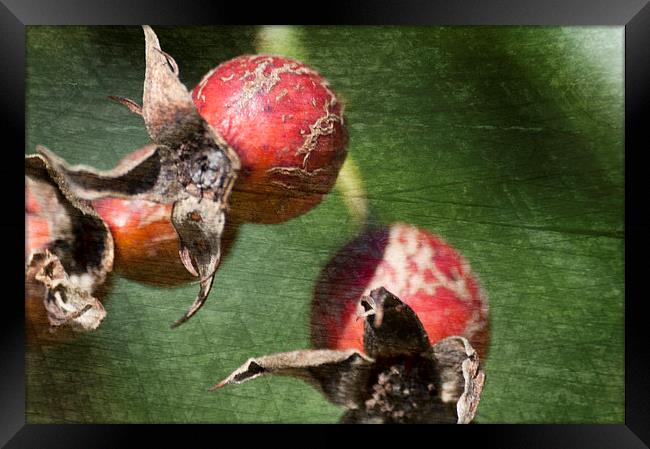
[26,154,114,337]
[212,287,485,423]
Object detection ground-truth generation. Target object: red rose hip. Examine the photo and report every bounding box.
[311,223,490,359]
[93,197,239,285]
[92,198,193,285]
[192,55,348,224]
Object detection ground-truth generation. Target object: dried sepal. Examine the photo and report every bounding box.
[212,287,485,424]
[140,25,240,173]
[141,25,202,146]
[140,26,239,307]
[211,349,374,409]
[169,196,226,327]
[28,251,106,331]
[35,144,180,203]
[360,287,433,359]
[432,336,486,424]
[26,154,114,334]
[32,26,242,327]
[108,95,143,116]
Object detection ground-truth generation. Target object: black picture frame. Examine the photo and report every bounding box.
[4,0,649,447]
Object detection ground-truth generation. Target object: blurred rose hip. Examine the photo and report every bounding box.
[311,223,490,359]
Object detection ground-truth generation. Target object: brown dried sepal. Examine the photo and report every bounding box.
[26,154,114,337]
[210,349,374,409]
[34,26,241,328]
[433,335,485,424]
[27,251,106,331]
[212,287,485,424]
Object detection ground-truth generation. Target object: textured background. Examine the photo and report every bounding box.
[25,26,624,423]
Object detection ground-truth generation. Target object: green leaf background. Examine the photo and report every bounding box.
[25,26,624,423]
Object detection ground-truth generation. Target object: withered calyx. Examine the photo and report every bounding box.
[212,287,485,424]
[26,154,114,333]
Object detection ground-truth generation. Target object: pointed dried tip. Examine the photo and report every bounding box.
[170,274,215,329]
[180,236,222,283]
[141,23,201,147]
[362,287,432,359]
[142,25,170,68]
[169,197,226,328]
[208,380,227,392]
[108,95,143,116]
[142,25,157,44]
[365,288,388,327]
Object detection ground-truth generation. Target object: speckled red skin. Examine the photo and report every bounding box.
[192,55,348,224]
[311,223,490,360]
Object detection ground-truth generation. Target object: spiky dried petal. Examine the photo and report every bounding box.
[211,349,374,409]
[35,144,180,203]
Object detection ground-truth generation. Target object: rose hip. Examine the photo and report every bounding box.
[213,287,485,424]
[91,198,189,285]
[98,54,348,282]
[92,196,238,286]
[311,223,490,360]
[192,55,348,224]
